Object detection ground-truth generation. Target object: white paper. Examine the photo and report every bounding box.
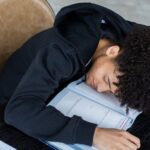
[0,141,16,150]
[69,82,140,119]
[55,92,129,129]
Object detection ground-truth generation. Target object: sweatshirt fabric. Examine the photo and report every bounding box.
[0,3,136,146]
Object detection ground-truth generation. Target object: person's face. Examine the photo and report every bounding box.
[86,46,121,94]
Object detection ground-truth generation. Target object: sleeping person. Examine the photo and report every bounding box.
[1,3,150,150]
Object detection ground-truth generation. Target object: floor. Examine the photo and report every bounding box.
[48,0,150,25]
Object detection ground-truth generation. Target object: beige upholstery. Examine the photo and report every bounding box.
[0,0,55,70]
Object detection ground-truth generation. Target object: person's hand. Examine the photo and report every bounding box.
[93,127,141,150]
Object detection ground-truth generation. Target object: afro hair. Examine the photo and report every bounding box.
[116,24,150,113]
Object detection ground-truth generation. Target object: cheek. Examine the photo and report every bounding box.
[87,67,102,81]
[94,67,106,82]
[86,61,106,84]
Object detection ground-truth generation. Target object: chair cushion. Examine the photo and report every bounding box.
[0,0,55,70]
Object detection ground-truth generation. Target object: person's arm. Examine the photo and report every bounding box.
[4,43,96,145]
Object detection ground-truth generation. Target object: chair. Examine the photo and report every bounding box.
[0,0,55,71]
[0,1,55,149]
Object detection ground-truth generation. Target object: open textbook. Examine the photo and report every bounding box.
[45,77,141,150]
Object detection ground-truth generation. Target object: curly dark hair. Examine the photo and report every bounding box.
[116,24,150,113]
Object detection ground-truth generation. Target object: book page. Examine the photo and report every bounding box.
[48,141,98,150]
[0,141,16,150]
[68,81,140,119]
[52,91,131,129]
[47,91,132,150]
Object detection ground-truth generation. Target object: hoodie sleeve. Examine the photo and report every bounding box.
[4,42,97,145]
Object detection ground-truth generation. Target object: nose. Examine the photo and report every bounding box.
[112,88,119,95]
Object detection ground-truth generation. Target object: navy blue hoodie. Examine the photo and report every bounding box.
[2,3,135,146]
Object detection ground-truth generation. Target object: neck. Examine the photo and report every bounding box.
[92,38,114,61]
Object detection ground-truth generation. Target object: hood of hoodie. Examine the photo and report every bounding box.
[54,3,135,66]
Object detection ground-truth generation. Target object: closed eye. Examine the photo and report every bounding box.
[104,75,111,91]
[107,77,112,91]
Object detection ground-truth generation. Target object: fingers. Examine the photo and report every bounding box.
[120,137,139,150]
[121,131,141,149]
[116,142,134,150]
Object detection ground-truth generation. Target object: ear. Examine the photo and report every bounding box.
[106,45,120,58]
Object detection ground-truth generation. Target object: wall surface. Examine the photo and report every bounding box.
[48,0,150,25]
